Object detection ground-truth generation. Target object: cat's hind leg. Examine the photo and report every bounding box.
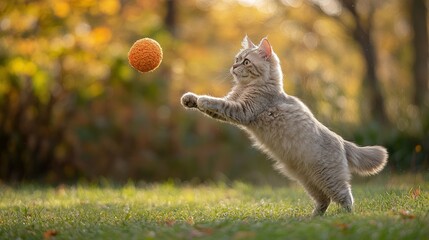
[316,177,354,213]
[312,155,354,213]
[329,182,354,213]
[302,182,331,216]
[309,164,354,213]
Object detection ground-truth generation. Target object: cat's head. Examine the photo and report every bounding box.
[230,36,281,85]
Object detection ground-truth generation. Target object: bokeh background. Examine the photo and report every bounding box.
[0,0,428,184]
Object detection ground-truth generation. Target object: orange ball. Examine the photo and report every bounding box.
[128,38,163,73]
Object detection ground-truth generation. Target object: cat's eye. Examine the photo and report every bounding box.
[243,59,250,65]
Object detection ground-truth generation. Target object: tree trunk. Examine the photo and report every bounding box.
[342,0,389,124]
[165,0,177,37]
[311,0,389,123]
[411,0,428,107]
[353,21,388,123]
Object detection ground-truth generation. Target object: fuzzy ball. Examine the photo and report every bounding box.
[128,38,163,73]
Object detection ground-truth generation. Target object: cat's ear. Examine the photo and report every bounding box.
[241,35,256,49]
[257,37,272,59]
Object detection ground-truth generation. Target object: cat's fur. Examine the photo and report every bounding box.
[181,36,388,216]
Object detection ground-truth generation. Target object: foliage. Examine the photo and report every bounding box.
[0,0,427,182]
[0,176,429,239]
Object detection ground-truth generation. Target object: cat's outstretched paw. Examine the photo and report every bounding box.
[181,92,198,108]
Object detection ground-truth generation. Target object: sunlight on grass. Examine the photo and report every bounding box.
[0,176,428,239]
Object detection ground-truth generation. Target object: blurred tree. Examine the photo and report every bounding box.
[410,0,428,107]
[165,0,178,37]
[310,0,388,123]
[0,1,78,181]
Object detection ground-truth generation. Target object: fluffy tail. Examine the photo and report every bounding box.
[344,141,388,176]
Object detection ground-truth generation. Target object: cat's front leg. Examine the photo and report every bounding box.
[197,96,220,112]
[197,96,252,125]
[181,93,228,122]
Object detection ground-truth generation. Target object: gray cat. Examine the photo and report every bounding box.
[181,36,388,216]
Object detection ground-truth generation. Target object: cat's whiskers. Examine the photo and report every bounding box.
[214,70,234,85]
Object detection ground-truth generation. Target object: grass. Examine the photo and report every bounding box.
[0,175,428,240]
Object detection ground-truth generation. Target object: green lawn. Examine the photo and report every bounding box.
[0,175,428,240]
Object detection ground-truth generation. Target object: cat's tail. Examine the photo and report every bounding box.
[344,141,388,176]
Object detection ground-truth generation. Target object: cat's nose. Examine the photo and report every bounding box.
[232,63,240,69]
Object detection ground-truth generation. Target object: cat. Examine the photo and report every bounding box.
[180,36,388,216]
